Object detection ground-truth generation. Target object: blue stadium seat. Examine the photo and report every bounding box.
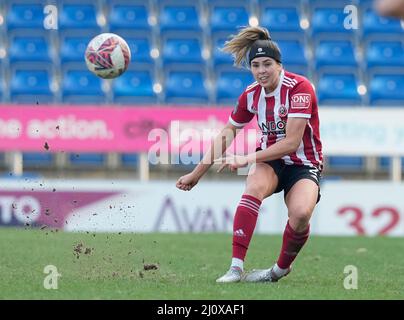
[61,69,105,103]
[125,37,153,64]
[369,74,404,106]
[10,69,54,103]
[160,5,201,32]
[311,8,354,38]
[260,7,302,34]
[328,156,365,171]
[112,70,156,103]
[366,41,404,68]
[60,36,91,63]
[165,71,208,103]
[357,0,374,9]
[277,40,307,68]
[216,71,254,104]
[363,10,404,37]
[210,6,249,33]
[378,157,404,170]
[23,153,54,167]
[315,41,357,68]
[162,38,203,65]
[69,153,106,166]
[109,4,150,32]
[121,153,139,166]
[212,37,233,67]
[6,4,44,30]
[317,73,361,105]
[59,4,100,31]
[8,36,52,63]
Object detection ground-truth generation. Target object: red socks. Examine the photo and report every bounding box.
[277,221,310,269]
[232,194,262,261]
[232,196,310,270]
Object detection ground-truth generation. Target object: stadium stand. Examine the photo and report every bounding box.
[0,0,403,176]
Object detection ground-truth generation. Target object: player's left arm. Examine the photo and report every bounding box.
[215,117,307,171]
[248,117,307,164]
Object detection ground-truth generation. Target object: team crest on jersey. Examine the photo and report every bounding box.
[291,93,311,109]
[278,105,288,117]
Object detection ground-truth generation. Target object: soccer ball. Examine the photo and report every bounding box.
[85,33,131,79]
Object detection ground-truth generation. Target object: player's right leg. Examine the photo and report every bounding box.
[216,163,278,283]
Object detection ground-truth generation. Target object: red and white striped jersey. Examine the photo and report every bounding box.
[229,69,323,170]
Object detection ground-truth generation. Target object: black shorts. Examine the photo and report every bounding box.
[263,159,322,203]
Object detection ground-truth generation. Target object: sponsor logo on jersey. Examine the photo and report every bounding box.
[260,120,286,135]
[291,93,311,109]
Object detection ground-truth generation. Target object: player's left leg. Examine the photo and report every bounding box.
[243,178,319,283]
[271,179,319,279]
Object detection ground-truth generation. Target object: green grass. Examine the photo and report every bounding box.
[1,227,403,299]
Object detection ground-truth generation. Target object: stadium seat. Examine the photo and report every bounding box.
[10,69,54,103]
[69,153,106,166]
[378,157,404,170]
[60,36,91,63]
[159,5,201,32]
[112,70,157,103]
[59,4,100,31]
[314,41,357,69]
[276,40,307,69]
[216,71,254,104]
[164,71,208,103]
[212,37,234,68]
[109,4,150,32]
[6,4,44,30]
[260,7,303,34]
[366,41,404,68]
[363,10,404,37]
[125,37,153,64]
[317,73,362,105]
[162,38,204,66]
[369,74,404,106]
[8,36,52,63]
[311,8,354,39]
[210,6,249,33]
[327,156,365,171]
[0,65,4,102]
[23,152,54,167]
[61,69,105,103]
[121,153,139,166]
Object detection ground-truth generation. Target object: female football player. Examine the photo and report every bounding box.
[176,26,323,283]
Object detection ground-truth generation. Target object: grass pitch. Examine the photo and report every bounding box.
[1,227,403,300]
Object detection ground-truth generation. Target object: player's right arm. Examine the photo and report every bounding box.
[176,90,254,191]
[176,121,239,191]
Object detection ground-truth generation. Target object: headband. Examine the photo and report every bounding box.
[248,40,282,65]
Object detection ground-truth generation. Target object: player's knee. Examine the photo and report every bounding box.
[289,207,312,225]
[244,180,267,200]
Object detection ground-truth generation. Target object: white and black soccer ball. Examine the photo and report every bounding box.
[85,33,131,79]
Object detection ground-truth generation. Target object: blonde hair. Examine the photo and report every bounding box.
[221,26,279,68]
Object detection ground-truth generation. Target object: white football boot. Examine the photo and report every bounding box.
[242,265,291,283]
[216,266,243,283]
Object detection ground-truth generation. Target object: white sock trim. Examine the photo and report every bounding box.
[273,263,289,276]
[231,258,244,271]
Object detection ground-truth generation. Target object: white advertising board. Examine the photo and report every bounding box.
[1,179,403,237]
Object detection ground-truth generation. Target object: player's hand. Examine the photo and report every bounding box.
[176,172,199,191]
[214,154,249,173]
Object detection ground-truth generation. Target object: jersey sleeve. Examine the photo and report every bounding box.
[288,80,316,119]
[228,92,254,128]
